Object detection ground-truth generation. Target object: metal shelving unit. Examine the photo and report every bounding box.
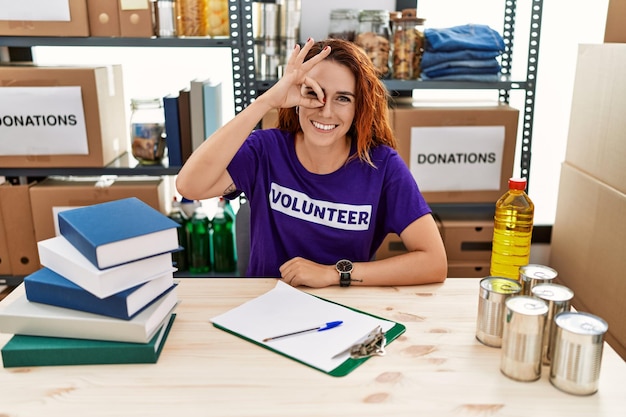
[0,0,542,182]
[0,1,545,284]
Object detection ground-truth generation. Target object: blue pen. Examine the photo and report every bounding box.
[262,321,343,342]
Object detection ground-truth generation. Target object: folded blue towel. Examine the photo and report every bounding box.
[423,63,501,78]
[424,24,505,52]
[421,57,501,74]
[421,49,501,69]
[421,73,502,82]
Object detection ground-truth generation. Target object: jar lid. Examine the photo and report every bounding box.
[392,8,426,24]
[330,9,359,19]
[358,9,390,22]
[131,97,163,109]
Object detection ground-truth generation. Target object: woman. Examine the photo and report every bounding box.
[176,38,447,287]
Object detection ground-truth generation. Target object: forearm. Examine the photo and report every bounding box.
[175,95,276,200]
[350,250,448,287]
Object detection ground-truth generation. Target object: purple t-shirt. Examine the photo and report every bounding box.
[227,128,431,277]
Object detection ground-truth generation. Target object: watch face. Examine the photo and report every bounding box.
[336,259,353,273]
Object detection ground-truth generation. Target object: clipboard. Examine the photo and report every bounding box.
[211,281,406,377]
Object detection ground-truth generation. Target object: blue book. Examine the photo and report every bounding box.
[57,197,180,270]
[163,94,183,167]
[1,314,176,368]
[202,79,223,142]
[24,267,176,320]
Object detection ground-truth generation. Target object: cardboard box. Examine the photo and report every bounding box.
[0,198,13,275]
[0,64,128,168]
[391,102,519,204]
[0,0,89,37]
[550,163,626,360]
[605,0,626,43]
[447,262,490,278]
[118,0,154,38]
[375,216,443,261]
[87,0,121,37]
[0,183,40,276]
[565,44,626,194]
[440,218,493,262]
[29,176,168,243]
[261,109,279,129]
[375,233,406,261]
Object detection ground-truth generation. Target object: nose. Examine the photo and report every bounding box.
[319,100,332,117]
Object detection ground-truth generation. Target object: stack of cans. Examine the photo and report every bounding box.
[475,265,609,395]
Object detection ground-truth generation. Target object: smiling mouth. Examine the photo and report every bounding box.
[311,120,337,131]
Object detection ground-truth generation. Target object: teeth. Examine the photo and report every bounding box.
[312,121,336,131]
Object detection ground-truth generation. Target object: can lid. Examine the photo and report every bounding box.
[555,312,608,335]
[506,295,548,315]
[520,264,558,280]
[508,178,527,191]
[531,283,574,302]
[480,276,521,294]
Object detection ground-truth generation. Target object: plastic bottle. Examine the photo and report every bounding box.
[167,197,188,272]
[219,197,236,223]
[187,206,211,274]
[490,178,534,280]
[212,201,237,273]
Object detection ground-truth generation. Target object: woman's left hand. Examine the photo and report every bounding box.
[279,257,337,288]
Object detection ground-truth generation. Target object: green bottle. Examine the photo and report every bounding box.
[212,203,237,273]
[188,206,211,274]
[167,197,189,272]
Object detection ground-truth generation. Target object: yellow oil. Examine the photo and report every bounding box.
[490,188,534,280]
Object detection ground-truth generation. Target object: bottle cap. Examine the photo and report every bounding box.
[508,178,527,190]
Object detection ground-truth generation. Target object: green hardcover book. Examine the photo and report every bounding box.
[1,314,175,368]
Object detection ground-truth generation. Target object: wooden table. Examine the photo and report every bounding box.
[1,278,624,417]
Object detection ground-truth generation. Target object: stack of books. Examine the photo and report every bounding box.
[0,197,181,368]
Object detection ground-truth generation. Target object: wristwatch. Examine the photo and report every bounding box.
[336,259,354,287]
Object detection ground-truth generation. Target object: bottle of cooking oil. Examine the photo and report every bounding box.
[490,178,534,280]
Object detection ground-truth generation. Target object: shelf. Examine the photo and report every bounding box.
[0,153,181,177]
[253,76,533,96]
[0,36,233,48]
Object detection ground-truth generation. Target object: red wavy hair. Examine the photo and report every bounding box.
[276,39,396,166]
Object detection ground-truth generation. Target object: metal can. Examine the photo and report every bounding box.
[550,311,608,395]
[531,283,574,365]
[519,264,558,295]
[476,277,522,347]
[500,295,548,382]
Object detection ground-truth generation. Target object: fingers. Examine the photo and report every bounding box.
[299,79,325,107]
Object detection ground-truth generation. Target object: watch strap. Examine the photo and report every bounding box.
[339,271,351,287]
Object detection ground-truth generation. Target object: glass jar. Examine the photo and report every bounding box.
[207,0,229,37]
[176,0,208,37]
[355,9,391,78]
[328,9,359,42]
[130,98,166,165]
[391,9,425,80]
[154,0,177,37]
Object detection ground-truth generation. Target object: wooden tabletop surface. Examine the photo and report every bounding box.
[1,277,624,417]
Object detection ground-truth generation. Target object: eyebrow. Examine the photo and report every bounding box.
[304,87,356,97]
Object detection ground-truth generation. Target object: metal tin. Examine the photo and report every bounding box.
[531,283,574,365]
[476,277,522,347]
[550,312,608,395]
[500,295,548,382]
[519,264,558,295]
